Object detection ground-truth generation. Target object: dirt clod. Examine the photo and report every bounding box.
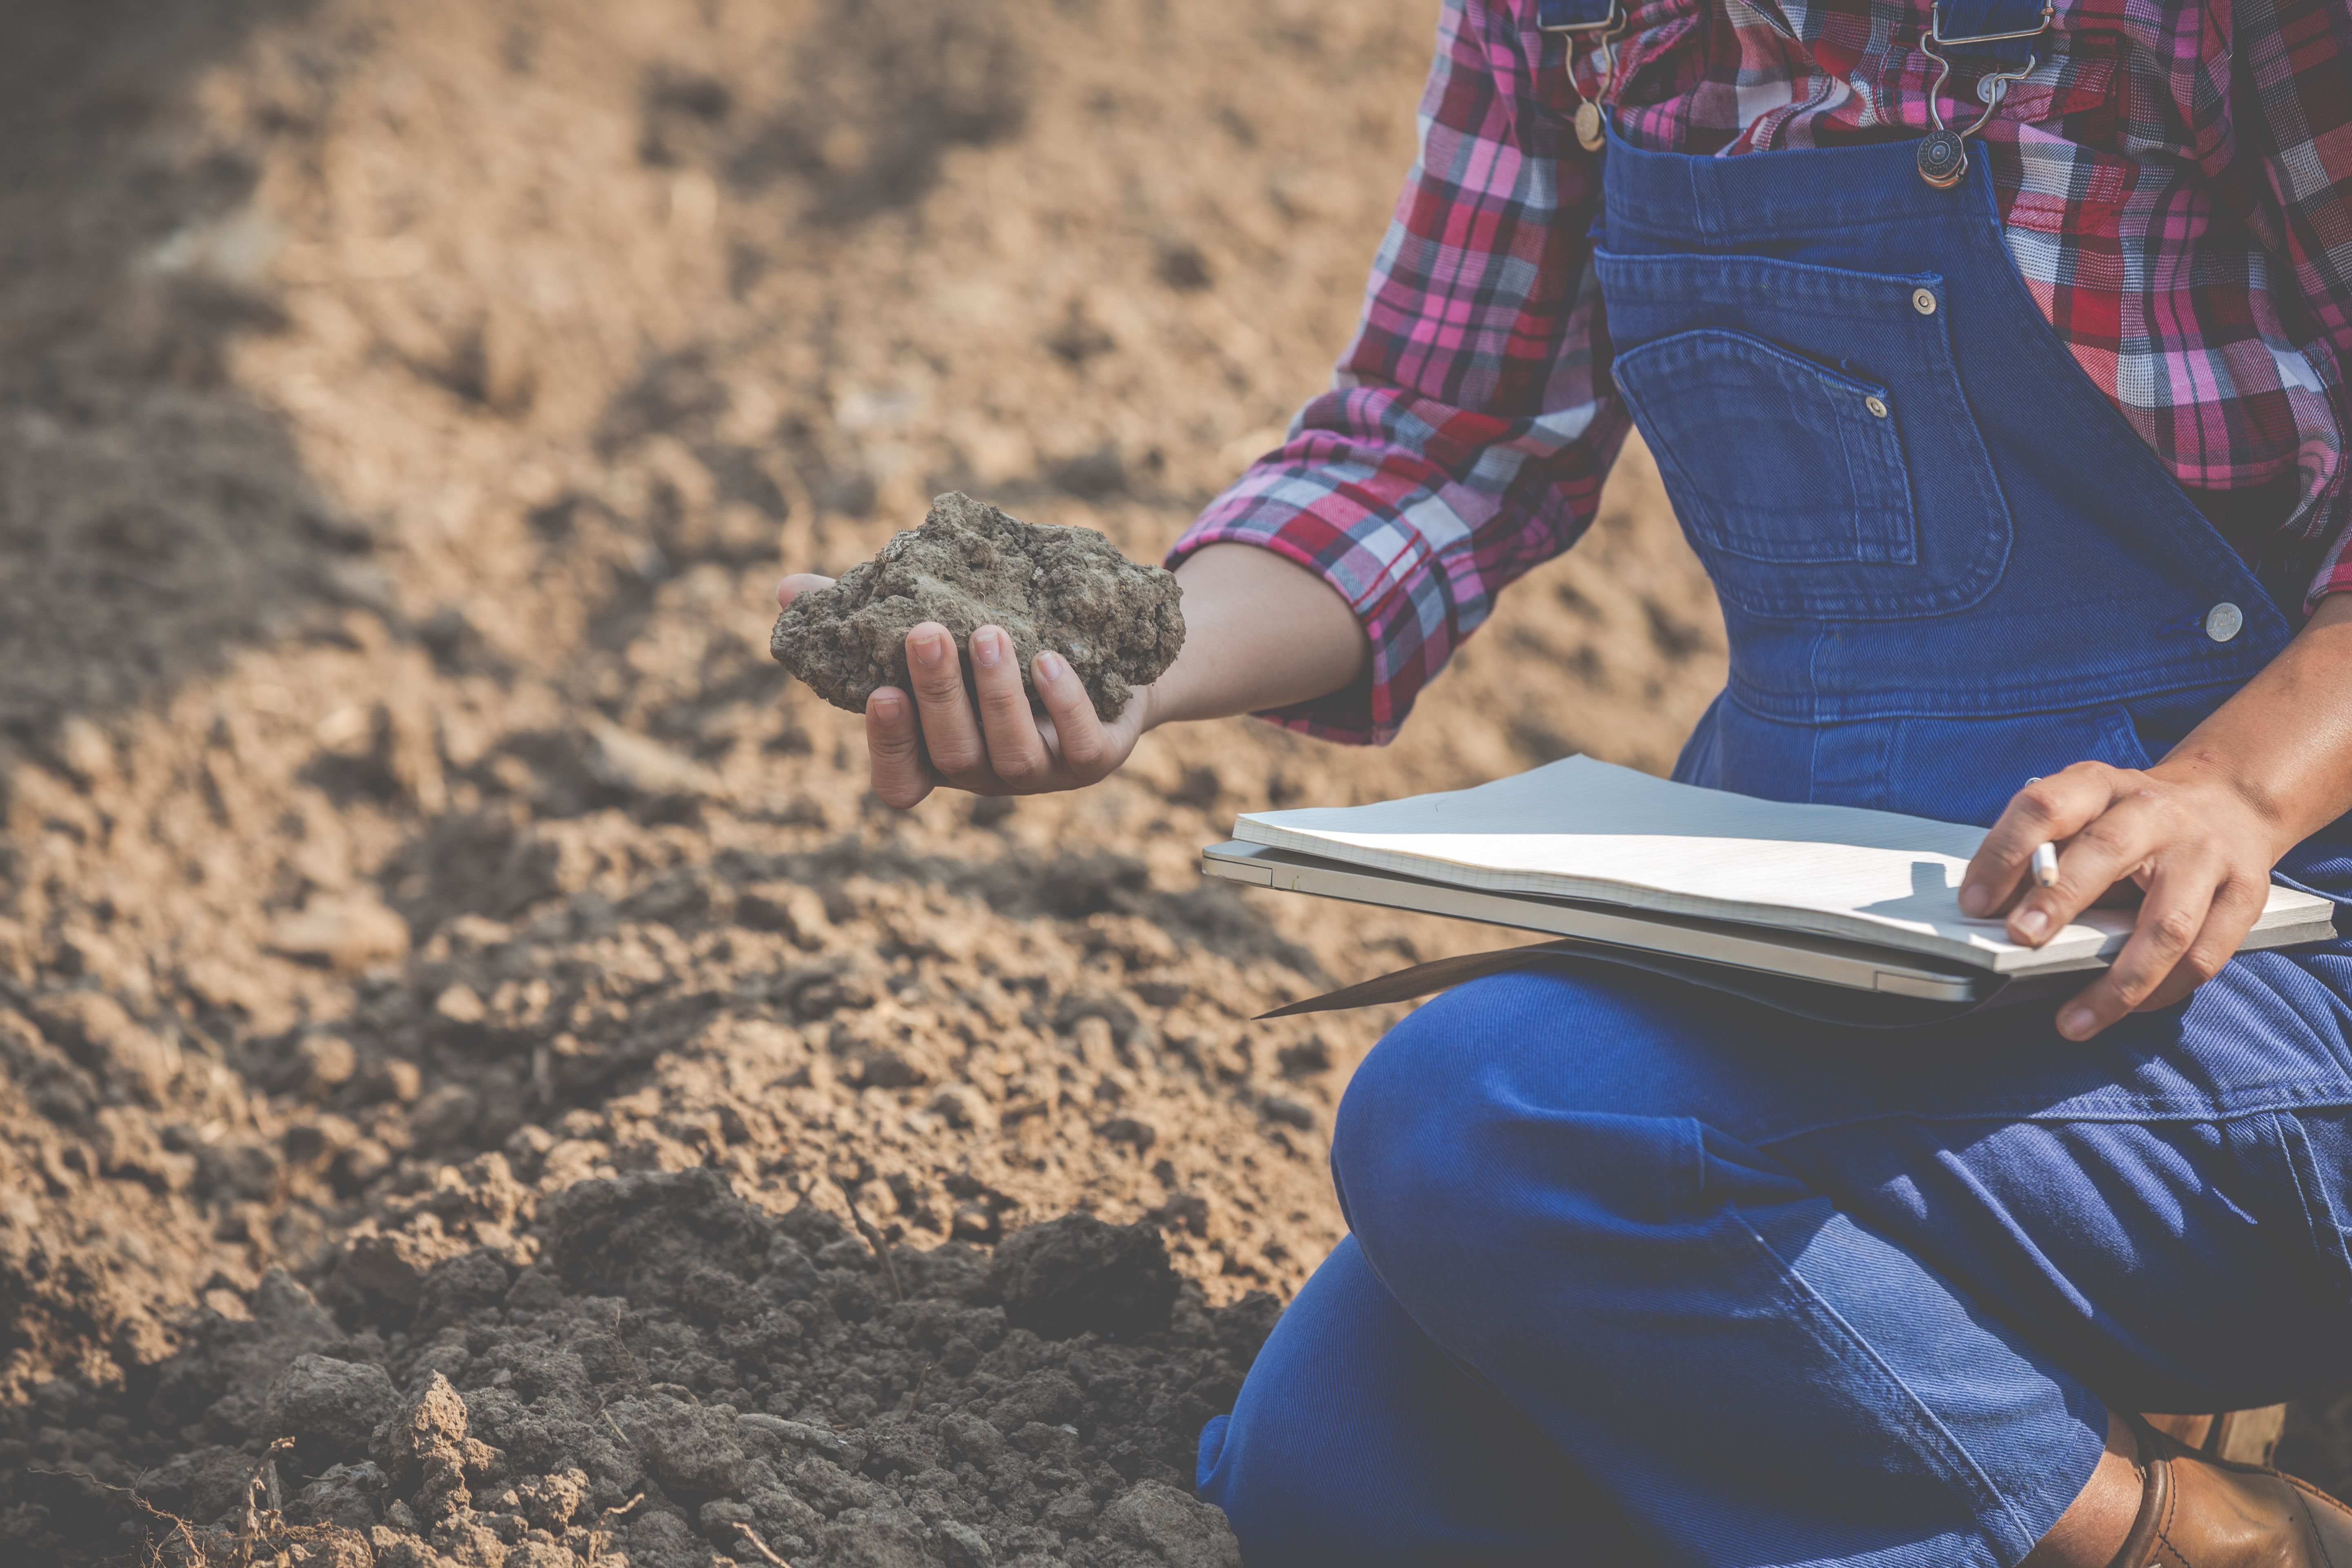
[265,1354,397,1469]
[372,1370,497,1521]
[772,492,1185,720]
[1101,1481,1243,1567]
[990,1213,1183,1342]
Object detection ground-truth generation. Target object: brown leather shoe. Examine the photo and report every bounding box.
[2110,1416,2352,1566]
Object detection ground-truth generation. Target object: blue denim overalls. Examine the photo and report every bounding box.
[1194,31,2352,1568]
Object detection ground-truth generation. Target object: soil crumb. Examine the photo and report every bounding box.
[772,494,1185,721]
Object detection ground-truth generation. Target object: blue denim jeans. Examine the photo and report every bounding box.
[1200,966,2352,1566]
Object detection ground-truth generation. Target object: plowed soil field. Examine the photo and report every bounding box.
[8,2,2347,1565]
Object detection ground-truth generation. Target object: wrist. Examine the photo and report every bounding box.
[1134,675,1172,735]
[1133,646,1200,733]
[2145,755,2298,864]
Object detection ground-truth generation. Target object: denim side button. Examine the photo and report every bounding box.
[2205,602,2244,642]
[1912,288,1938,315]
[1865,396,1889,418]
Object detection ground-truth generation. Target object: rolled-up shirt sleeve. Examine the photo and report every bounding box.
[1167,0,1630,744]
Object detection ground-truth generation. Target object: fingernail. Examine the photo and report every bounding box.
[911,630,946,668]
[2058,1007,2097,1039]
[973,628,1003,668]
[870,691,901,719]
[2014,908,2048,941]
[1036,651,1067,684]
[1958,884,1989,917]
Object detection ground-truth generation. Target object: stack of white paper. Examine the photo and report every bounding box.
[1232,755,2333,974]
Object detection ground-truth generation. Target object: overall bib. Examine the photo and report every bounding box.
[1196,104,2352,1568]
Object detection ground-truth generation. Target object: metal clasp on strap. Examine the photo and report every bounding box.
[1915,2,2053,188]
[1535,0,1623,34]
[1537,0,1629,151]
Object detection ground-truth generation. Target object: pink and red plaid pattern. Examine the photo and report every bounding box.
[1171,0,2352,745]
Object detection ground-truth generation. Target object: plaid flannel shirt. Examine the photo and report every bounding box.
[1170,0,2352,744]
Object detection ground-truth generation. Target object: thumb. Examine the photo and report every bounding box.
[776,572,835,610]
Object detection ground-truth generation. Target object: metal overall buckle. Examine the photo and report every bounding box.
[1537,0,1629,152]
[1916,2,2053,187]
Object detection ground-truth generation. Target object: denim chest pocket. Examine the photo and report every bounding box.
[1598,249,2012,621]
[1611,330,1916,568]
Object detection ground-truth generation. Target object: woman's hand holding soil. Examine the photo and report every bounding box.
[776,541,1369,808]
[1961,594,2352,1040]
[775,573,1156,805]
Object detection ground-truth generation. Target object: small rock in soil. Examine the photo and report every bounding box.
[771,491,1185,720]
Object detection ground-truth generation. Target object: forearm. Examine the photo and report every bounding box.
[1146,0,1619,747]
[2149,593,2352,858]
[1140,543,1370,729]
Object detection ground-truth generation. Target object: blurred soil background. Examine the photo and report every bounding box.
[12,0,2266,1563]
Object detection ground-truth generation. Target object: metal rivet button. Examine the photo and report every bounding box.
[1912,287,1938,315]
[1864,395,1889,418]
[2205,602,2244,643]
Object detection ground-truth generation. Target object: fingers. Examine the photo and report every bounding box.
[2053,857,2221,1038]
[968,628,1052,786]
[902,623,989,783]
[1033,650,1115,781]
[865,624,1131,807]
[1960,764,2117,920]
[776,572,835,610]
[864,688,935,808]
[2005,782,2176,947]
[1965,761,2275,1040]
[2137,876,2269,1012]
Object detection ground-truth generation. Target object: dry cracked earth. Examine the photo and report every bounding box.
[11,1,2344,1565]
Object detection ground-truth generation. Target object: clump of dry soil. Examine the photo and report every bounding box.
[773,494,1185,722]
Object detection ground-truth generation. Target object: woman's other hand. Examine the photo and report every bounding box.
[775,575,1154,807]
[1958,763,2284,1040]
[1958,596,2352,1042]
